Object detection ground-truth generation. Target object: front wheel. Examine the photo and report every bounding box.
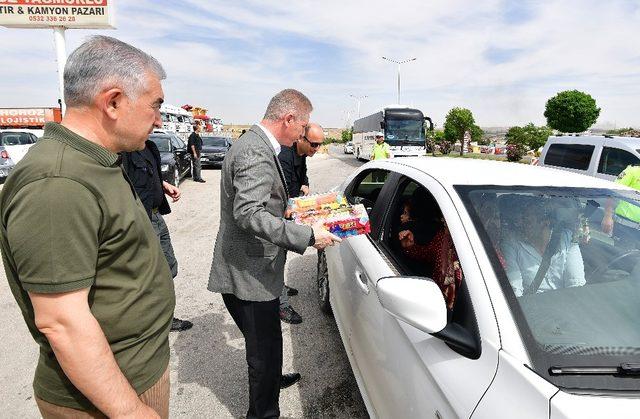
[317,250,332,315]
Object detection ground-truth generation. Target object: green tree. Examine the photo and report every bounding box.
[443,107,476,156]
[341,128,352,143]
[470,124,484,145]
[505,123,553,152]
[544,90,600,133]
[433,129,454,154]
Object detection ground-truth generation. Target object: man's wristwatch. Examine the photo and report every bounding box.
[308,229,316,246]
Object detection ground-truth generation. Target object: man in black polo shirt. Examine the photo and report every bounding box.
[187,124,206,183]
[277,123,324,324]
[122,140,193,332]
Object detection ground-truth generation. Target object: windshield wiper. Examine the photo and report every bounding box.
[550,363,640,376]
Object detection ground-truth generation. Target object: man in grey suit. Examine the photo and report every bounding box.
[208,89,340,419]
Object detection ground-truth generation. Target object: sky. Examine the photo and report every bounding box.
[1,0,640,129]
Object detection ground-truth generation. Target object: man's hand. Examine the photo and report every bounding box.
[601,213,614,235]
[162,181,181,202]
[311,222,342,250]
[398,230,415,248]
[300,185,310,196]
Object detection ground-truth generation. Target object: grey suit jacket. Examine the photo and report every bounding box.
[208,125,312,301]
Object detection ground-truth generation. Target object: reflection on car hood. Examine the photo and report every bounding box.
[551,390,640,418]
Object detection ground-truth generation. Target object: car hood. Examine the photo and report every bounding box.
[202,145,229,153]
[551,390,640,418]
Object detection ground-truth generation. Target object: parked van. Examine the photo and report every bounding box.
[539,135,640,182]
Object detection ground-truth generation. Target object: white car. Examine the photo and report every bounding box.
[317,157,640,418]
[343,141,354,154]
[539,135,640,182]
[0,129,40,181]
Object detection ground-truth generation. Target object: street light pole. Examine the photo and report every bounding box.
[349,94,367,118]
[382,56,416,104]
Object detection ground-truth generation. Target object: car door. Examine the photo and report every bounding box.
[596,145,640,181]
[342,167,500,418]
[170,135,188,174]
[327,168,394,361]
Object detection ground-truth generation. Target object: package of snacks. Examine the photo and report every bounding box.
[287,192,370,238]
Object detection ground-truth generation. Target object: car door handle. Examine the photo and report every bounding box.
[354,270,370,295]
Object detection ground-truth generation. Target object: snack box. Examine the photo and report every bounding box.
[289,192,371,238]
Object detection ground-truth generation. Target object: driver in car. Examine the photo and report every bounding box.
[500,197,585,297]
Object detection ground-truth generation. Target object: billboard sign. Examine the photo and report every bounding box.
[0,0,114,29]
[0,108,62,127]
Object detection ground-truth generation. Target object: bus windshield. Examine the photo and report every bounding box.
[384,118,424,144]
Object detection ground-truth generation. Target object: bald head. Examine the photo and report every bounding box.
[297,122,323,157]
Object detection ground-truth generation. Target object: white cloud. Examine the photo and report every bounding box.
[1,0,639,128]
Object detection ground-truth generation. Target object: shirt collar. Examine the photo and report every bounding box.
[256,123,281,155]
[43,122,121,167]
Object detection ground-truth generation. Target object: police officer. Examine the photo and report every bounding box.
[370,131,392,160]
[601,165,640,244]
[122,139,193,332]
[188,124,206,183]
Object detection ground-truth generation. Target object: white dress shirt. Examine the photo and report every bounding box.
[256,123,281,155]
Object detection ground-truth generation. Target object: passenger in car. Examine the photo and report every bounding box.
[500,197,585,297]
[397,195,463,310]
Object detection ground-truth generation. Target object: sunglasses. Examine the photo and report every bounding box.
[303,136,322,148]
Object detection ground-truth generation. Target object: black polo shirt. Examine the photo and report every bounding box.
[187,131,203,155]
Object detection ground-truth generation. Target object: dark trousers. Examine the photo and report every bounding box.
[192,153,202,180]
[151,212,178,278]
[222,294,282,419]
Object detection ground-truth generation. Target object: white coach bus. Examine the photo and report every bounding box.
[160,104,194,142]
[352,106,433,161]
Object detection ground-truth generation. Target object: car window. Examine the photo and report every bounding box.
[149,135,172,152]
[202,137,228,147]
[544,143,594,170]
[460,186,640,391]
[0,133,28,146]
[30,134,38,143]
[597,147,640,176]
[170,136,184,150]
[346,169,390,213]
[381,179,464,311]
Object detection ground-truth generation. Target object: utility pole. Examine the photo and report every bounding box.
[382,56,416,104]
[349,94,367,118]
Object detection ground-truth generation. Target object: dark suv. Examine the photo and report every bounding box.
[148,131,192,187]
[200,136,232,168]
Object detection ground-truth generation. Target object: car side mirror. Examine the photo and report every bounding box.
[377,276,447,334]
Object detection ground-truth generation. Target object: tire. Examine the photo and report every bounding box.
[173,167,180,187]
[317,250,332,315]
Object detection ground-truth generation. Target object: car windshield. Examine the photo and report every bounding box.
[384,118,424,144]
[458,185,640,391]
[149,135,172,152]
[202,137,228,147]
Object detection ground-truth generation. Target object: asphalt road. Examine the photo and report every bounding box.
[0,144,369,418]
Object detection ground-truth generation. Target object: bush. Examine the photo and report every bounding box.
[506,144,525,162]
[341,129,353,143]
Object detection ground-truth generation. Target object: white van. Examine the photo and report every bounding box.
[539,135,640,182]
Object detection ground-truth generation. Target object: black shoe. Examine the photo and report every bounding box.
[279,306,303,324]
[195,179,206,183]
[171,317,193,332]
[285,285,299,296]
[280,372,301,389]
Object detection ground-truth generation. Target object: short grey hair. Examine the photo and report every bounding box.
[64,35,166,107]
[263,89,313,121]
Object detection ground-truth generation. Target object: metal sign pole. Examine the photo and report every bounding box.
[53,26,67,114]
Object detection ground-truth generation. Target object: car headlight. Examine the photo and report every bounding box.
[161,164,169,172]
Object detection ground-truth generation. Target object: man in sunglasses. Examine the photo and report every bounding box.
[277,123,324,323]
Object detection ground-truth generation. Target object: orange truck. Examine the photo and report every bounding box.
[0,107,62,129]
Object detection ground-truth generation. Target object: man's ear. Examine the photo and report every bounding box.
[284,113,295,127]
[97,88,125,121]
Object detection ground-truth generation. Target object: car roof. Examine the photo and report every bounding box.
[383,157,625,189]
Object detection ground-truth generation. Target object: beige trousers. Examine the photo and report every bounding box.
[35,367,169,419]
